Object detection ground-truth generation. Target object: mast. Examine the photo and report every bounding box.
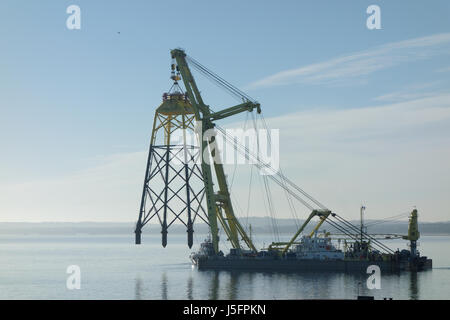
[360,205,366,243]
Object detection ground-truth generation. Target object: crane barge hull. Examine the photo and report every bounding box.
[190,226,432,274]
[193,257,432,273]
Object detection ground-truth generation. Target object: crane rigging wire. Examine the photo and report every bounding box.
[186,54,328,212]
[324,219,393,254]
[215,125,319,211]
[365,211,410,227]
[215,125,315,211]
[221,112,256,238]
[249,111,300,229]
[186,55,255,102]
[257,111,304,229]
[258,114,301,230]
[251,111,280,242]
[331,214,395,254]
[228,111,249,190]
[216,106,394,253]
[258,111,328,209]
[246,164,254,229]
[186,58,248,103]
[216,123,327,210]
[187,56,283,243]
[184,54,397,252]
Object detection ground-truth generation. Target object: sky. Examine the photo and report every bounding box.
[1,0,450,223]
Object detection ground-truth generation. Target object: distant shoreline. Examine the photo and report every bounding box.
[1,218,449,236]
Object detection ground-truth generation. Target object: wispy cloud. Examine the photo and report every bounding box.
[373,82,445,102]
[269,93,450,148]
[2,94,450,222]
[436,66,450,73]
[247,33,450,89]
[229,93,450,221]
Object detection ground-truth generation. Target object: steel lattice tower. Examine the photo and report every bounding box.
[135,49,259,253]
[135,87,208,248]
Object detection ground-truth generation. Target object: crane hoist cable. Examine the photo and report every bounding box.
[251,111,280,241]
[264,175,280,242]
[228,111,249,190]
[215,125,315,211]
[243,113,254,233]
[259,113,302,229]
[246,164,254,229]
[252,111,301,230]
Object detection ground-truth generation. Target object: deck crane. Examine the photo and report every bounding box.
[135,49,406,259]
[135,49,260,254]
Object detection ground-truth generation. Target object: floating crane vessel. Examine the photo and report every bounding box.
[135,49,432,273]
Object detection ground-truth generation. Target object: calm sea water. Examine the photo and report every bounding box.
[0,233,449,300]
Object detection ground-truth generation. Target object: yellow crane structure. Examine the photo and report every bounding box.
[403,209,420,256]
[134,49,429,269]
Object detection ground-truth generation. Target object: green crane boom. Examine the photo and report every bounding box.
[171,49,259,254]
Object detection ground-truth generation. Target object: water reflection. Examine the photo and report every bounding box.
[209,271,220,300]
[225,271,254,299]
[161,272,168,300]
[199,270,347,299]
[199,270,257,299]
[136,266,424,300]
[187,275,194,300]
[226,272,238,299]
[409,271,419,300]
[135,277,143,300]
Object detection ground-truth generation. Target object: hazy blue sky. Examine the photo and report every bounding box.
[1,1,450,222]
